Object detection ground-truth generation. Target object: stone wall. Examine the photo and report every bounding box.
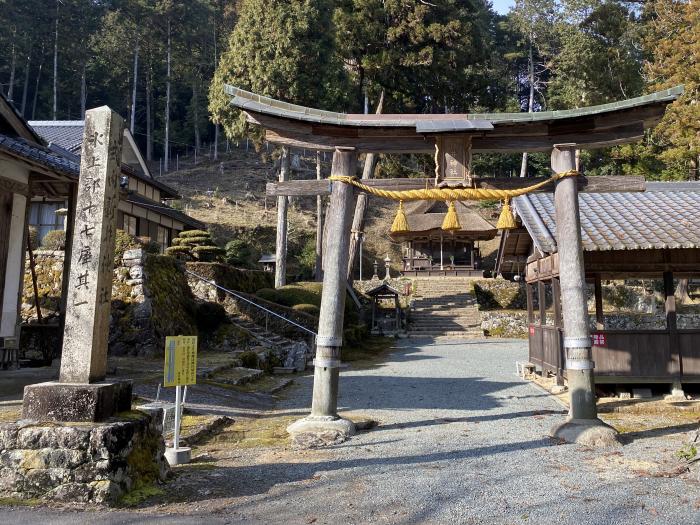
[472,279,527,310]
[21,249,198,359]
[186,262,273,301]
[0,409,168,505]
[110,250,197,357]
[480,310,700,339]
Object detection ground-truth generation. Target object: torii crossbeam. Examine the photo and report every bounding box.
[224,84,683,446]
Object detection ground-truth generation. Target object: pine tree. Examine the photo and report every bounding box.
[209,0,344,138]
[644,0,700,180]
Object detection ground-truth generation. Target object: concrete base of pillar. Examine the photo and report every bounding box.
[665,382,686,401]
[22,380,132,422]
[549,418,620,448]
[287,415,356,448]
[164,447,191,465]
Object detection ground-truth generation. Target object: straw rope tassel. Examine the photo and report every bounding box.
[391,200,410,233]
[496,198,517,230]
[441,201,461,231]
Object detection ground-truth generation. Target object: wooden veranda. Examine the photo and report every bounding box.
[498,189,700,386]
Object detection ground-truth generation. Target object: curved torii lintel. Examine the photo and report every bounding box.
[225,84,684,154]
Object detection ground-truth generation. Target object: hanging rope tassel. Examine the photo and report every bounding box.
[391,200,410,233]
[441,201,461,231]
[496,198,517,230]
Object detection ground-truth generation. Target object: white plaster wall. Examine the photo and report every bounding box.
[1,163,29,339]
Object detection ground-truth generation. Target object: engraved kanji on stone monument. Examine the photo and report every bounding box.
[59,107,124,384]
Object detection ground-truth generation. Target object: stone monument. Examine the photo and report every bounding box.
[0,107,168,505]
[22,107,132,422]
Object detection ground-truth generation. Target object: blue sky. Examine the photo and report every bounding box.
[491,0,514,15]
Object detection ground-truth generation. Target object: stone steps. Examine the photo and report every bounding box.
[407,278,483,339]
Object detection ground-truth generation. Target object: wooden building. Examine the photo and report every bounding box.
[391,200,496,277]
[496,183,700,386]
[0,94,75,366]
[29,120,203,251]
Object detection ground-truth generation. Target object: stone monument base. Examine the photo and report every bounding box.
[22,380,132,422]
[0,409,168,505]
[549,417,620,448]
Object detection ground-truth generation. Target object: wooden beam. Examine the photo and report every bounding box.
[266,175,645,197]
[0,176,29,196]
[261,119,647,153]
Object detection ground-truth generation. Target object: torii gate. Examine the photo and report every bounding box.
[224,85,682,445]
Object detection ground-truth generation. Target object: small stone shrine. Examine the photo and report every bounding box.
[0,107,168,504]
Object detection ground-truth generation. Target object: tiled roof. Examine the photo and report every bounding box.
[29,120,84,153]
[30,120,179,199]
[126,192,205,230]
[0,133,78,178]
[513,190,700,253]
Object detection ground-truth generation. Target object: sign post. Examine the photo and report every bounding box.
[163,335,197,465]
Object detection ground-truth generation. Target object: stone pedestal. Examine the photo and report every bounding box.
[0,409,168,505]
[549,418,619,448]
[22,380,132,422]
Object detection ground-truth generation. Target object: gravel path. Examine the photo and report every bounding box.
[3,338,698,524]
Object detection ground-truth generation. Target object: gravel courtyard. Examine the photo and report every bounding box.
[3,338,699,524]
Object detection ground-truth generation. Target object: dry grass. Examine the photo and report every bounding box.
[155,150,504,274]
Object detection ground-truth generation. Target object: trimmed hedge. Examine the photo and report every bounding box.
[292,303,320,316]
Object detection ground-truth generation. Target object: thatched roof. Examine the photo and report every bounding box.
[390,201,497,240]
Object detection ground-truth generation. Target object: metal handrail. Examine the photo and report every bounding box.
[185,269,318,337]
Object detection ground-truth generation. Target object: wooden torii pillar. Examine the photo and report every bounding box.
[287,148,358,438]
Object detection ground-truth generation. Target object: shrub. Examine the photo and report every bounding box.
[256,288,279,303]
[239,350,259,369]
[180,236,212,246]
[114,229,139,264]
[168,229,223,262]
[28,226,39,250]
[225,239,252,267]
[192,245,225,262]
[164,245,192,260]
[292,303,320,316]
[41,229,66,250]
[195,301,228,332]
[178,229,210,238]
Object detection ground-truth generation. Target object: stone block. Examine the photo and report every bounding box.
[17,425,90,450]
[0,424,19,450]
[128,265,144,279]
[22,380,132,422]
[122,249,144,262]
[0,412,168,505]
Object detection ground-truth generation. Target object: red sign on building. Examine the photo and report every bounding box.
[592,333,606,346]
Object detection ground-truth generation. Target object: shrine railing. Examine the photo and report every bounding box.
[185,269,318,338]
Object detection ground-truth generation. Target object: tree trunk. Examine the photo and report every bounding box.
[146,67,152,161]
[53,1,59,120]
[80,63,86,119]
[20,53,30,116]
[193,80,200,152]
[214,125,219,160]
[31,52,43,120]
[676,279,691,305]
[213,25,219,161]
[8,39,16,100]
[346,91,384,281]
[275,147,290,288]
[520,40,535,178]
[130,42,139,134]
[164,19,171,172]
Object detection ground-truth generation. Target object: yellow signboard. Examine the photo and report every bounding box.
[163,336,198,387]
